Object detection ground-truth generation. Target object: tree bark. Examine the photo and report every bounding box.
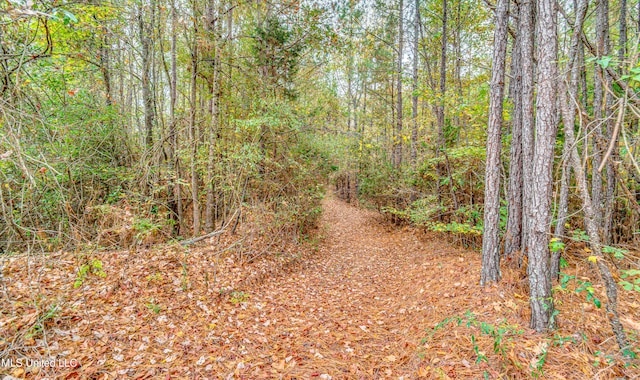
[168,0,181,235]
[504,10,523,259]
[393,0,404,170]
[619,0,627,65]
[591,0,610,232]
[480,0,509,285]
[520,0,535,257]
[411,0,419,173]
[99,32,112,107]
[138,0,155,148]
[552,139,571,278]
[189,12,201,236]
[205,1,220,233]
[558,0,628,344]
[436,0,459,212]
[527,0,557,332]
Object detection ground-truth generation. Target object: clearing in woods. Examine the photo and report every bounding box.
[1,194,637,378]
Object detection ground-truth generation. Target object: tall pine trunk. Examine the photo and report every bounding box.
[504,12,523,259]
[410,0,419,174]
[480,0,509,285]
[520,0,535,258]
[393,0,404,170]
[189,12,201,236]
[527,0,557,331]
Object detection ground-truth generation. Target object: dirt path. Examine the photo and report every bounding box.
[0,195,516,379]
[228,195,476,378]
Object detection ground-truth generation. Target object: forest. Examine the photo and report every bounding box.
[1,0,640,377]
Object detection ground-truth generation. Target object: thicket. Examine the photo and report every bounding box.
[0,1,338,254]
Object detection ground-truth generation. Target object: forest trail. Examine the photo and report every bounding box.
[238,194,478,378]
[1,194,524,379]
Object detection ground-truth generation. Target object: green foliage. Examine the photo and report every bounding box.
[621,65,640,86]
[603,245,628,260]
[549,238,566,253]
[558,272,601,308]
[427,221,483,235]
[571,229,589,242]
[26,304,60,339]
[619,269,640,292]
[146,298,162,314]
[74,259,106,288]
[230,291,250,304]
[424,311,524,373]
[530,340,549,378]
[146,272,163,282]
[251,16,303,99]
[133,218,162,241]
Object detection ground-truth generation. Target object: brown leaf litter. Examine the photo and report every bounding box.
[0,194,639,379]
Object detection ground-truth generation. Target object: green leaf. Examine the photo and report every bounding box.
[596,56,613,69]
[620,281,633,291]
[52,8,78,25]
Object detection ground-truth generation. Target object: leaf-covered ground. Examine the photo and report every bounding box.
[1,195,639,379]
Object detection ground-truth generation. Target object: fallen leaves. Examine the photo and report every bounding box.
[0,195,638,379]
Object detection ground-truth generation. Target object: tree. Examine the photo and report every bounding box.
[410,0,419,174]
[189,0,201,236]
[527,0,557,331]
[480,0,509,285]
[557,0,628,349]
[138,0,156,148]
[504,6,522,259]
[393,0,404,170]
[520,0,535,258]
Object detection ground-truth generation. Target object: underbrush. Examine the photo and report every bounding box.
[0,100,331,253]
[333,141,486,249]
[418,252,640,379]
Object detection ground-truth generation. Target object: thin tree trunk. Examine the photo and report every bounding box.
[561,93,629,351]
[168,0,181,235]
[600,0,624,245]
[411,0,419,174]
[504,13,523,259]
[559,2,628,343]
[99,33,112,107]
[347,56,353,131]
[551,0,579,276]
[619,0,627,65]
[552,139,571,278]
[436,0,447,165]
[480,0,509,285]
[205,1,220,233]
[189,15,200,236]
[138,0,155,148]
[527,0,557,332]
[591,0,610,232]
[393,0,404,170]
[520,0,535,257]
[436,0,459,212]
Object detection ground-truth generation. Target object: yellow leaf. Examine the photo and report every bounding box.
[588,256,597,263]
[417,366,430,376]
